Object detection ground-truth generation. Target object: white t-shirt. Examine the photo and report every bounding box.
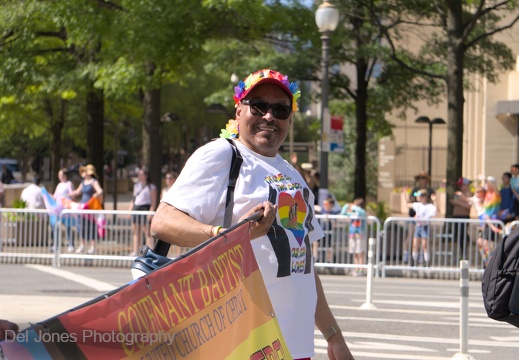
[54,181,74,203]
[133,182,156,207]
[162,138,324,358]
[21,184,45,209]
[412,202,437,226]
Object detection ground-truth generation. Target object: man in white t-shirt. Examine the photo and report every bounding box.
[152,69,353,359]
[21,177,45,209]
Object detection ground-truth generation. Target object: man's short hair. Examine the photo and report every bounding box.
[324,197,335,205]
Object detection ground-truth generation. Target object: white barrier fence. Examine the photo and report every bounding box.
[0,208,512,278]
[314,214,381,276]
[0,209,191,268]
[380,217,506,277]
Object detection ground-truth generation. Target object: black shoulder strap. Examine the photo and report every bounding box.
[152,138,242,256]
[223,138,243,228]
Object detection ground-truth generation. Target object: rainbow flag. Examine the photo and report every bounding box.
[0,219,292,359]
[41,187,64,226]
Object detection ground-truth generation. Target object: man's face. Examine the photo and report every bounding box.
[236,83,292,157]
[323,200,333,211]
[512,166,519,176]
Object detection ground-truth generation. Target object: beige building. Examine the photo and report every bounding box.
[378,25,519,214]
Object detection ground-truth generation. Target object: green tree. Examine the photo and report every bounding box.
[383,0,519,216]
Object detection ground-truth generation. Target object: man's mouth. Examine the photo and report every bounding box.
[256,125,276,132]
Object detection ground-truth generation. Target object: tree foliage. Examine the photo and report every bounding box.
[382,0,519,216]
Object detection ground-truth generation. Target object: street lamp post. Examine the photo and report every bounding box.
[415,116,446,180]
[315,1,339,201]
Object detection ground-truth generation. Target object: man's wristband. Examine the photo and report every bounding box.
[323,324,341,342]
[211,225,222,237]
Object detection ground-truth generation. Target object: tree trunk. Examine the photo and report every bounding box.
[445,1,464,218]
[44,98,66,187]
[355,59,368,201]
[86,87,105,189]
[141,63,163,196]
[51,99,66,187]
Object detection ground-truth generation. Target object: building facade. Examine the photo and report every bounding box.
[378,26,519,214]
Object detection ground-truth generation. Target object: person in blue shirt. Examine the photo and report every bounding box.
[313,197,340,264]
[499,172,515,223]
[341,198,367,276]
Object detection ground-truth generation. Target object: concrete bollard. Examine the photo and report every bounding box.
[360,237,377,310]
[451,260,475,360]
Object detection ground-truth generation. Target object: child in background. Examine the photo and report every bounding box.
[341,198,367,276]
[477,177,502,267]
[313,197,340,263]
[408,189,436,267]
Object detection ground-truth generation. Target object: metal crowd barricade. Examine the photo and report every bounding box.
[54,209,190,267]
[380,217,505,277]
[0,208,53,264]
[314,214,381,276]
[0,208,192,268]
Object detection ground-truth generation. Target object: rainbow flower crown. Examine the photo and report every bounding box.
[233,69,301,112]
[220,69,300,139]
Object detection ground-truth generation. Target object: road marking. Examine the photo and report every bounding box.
[24,264,117,292]
[331,304,477,316]
[324,351,451,360]
[353,299,482,308]
[334,315,509,328]
[338,331,519,348]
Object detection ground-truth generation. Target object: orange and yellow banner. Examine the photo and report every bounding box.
[0,221,292,359]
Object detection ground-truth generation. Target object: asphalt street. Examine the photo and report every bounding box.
[1,263,517,360]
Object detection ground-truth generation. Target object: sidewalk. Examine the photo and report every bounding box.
[103,192,133,210]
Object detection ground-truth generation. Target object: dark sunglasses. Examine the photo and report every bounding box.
[241,99,292,120]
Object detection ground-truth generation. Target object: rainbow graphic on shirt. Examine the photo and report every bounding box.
[278,191,306,246]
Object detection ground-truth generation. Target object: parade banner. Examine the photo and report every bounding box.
[0,221,291,359]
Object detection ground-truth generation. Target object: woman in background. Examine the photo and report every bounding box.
[52,168,75,253]
[129,168,157,256]
[161,171,177,199]
[66,164,103,254]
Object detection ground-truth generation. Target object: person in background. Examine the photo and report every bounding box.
[1,164,14,184]
[0,319,18,341]
[450,177,473,259]
[341,198,367,276]
[291,153,320,205]
[151,69,353,359]
[408,189,437,267]
[477,176,501,267]
[510,164,519,220]
[0,179,3,208]
[21,176,45,209]
[66,164,103,254]
[52,168,75,253]
[160,171,177,199]
[313,197,340,264]
[499,171,515,224]
[404,171,436,264]
[128,168,157,257]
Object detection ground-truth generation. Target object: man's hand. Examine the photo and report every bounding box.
[240,201,277,239]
